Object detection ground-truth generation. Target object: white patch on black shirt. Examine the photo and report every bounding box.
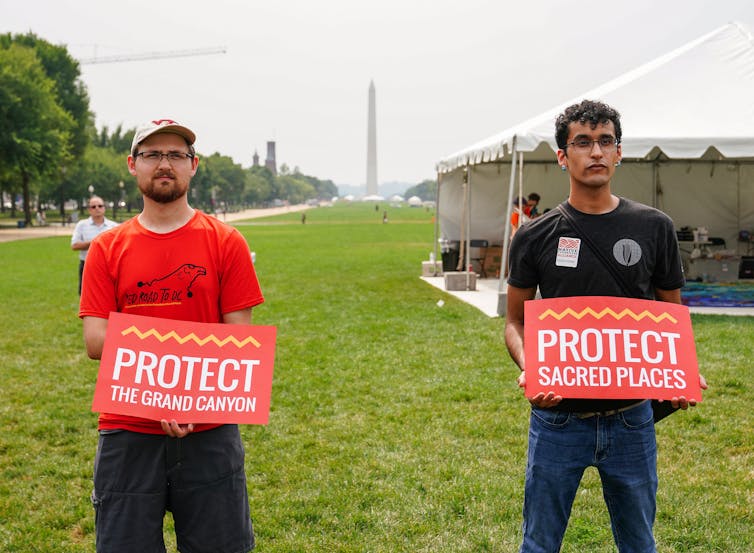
[556,237,581,268]
[613,239,642,266]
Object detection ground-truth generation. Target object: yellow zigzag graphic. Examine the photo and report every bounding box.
[121,326,262,348]
[538,307,677,324]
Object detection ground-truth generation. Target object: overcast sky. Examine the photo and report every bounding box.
[3,0,754,190]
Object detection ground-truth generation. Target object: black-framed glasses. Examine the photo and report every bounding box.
[135,151,194,165]
[565,136,619,152]
[89,204,104,208]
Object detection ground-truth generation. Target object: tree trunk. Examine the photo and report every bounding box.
[22,170,32,226]
[60,188,66,222]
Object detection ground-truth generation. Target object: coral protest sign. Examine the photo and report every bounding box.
[92,312,276,424]
[524,296,702,401]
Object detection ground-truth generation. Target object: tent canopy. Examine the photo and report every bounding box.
[437,22,754,171]
[435,22,754,258]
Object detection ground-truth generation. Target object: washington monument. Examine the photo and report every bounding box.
[366,80,378,196]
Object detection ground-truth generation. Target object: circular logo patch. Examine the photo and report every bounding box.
[613,239,642,266]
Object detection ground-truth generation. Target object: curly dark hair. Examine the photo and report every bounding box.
[555,100,622,150]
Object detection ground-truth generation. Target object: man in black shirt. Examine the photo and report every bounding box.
[505,99,707,553]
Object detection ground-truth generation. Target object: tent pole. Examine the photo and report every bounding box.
[518,151,524,224]
[433,170,441,272]
[517,151,525,232]
[500,138,518,292]
[736,162,742,240]
[466,165,472,289]
[457,167,468,271]
[652,161,660,209]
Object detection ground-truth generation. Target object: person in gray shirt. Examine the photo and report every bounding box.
[71,195,118,294]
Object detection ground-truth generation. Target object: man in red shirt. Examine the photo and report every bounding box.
[80,119,264,553]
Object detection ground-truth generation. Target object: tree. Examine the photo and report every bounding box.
[248,166,277,204]
[1,32,91,159]
[211,154,247,209]
[95,123,134,153]
[1,32,91,221]
[294,173,338,200]
[0,165,21,217]
[244,171,273,206]
[404,179,437,201]
[0,43,74,225]
[276,174,316,204]
[191,153,248,212]
[70,144,131,216]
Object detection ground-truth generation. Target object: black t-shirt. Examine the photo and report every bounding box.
[508,197,685,412]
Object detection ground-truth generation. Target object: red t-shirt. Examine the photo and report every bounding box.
[80,210,264,434]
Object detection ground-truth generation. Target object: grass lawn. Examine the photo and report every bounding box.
[0,202,752,552]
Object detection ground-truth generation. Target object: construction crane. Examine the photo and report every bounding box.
[78,46,226,65]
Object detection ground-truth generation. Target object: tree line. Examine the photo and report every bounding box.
[0,32,338,225]
[403,179,437,202]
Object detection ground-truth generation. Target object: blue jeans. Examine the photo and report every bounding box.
[520,401,658,553]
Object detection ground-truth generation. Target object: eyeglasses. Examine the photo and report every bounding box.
[135,151,194,165]
[89,204,104,208]
[565,136,619,152]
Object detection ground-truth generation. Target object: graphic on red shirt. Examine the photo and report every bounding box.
[123,263,208,308]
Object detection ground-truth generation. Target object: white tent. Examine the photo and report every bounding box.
[434,22,754,290]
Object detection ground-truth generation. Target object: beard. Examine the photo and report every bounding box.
[138,170,189,203]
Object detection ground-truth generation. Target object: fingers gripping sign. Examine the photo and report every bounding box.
[160,419,195,438]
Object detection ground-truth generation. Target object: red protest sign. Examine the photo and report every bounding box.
[92,312,276,424]
[524,296,702,402]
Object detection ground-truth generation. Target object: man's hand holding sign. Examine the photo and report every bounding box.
[521,296,705,410]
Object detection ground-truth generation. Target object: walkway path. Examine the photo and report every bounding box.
[0,204,310,243]
[421,276,754,317]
